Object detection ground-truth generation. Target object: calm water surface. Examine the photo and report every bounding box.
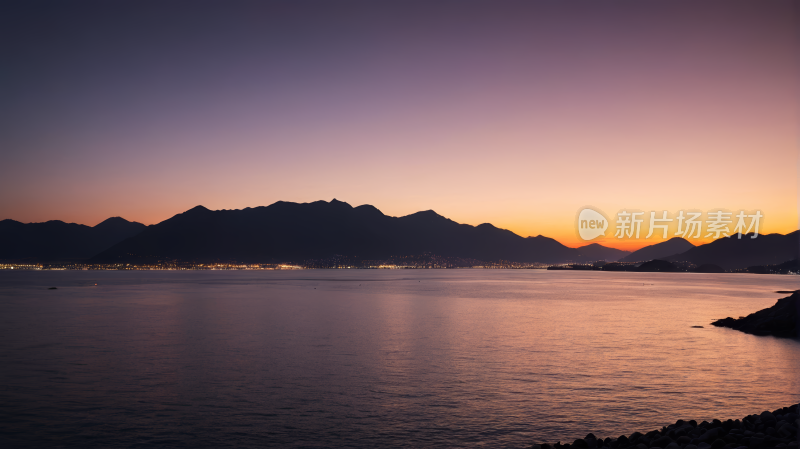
[0,270,798,448]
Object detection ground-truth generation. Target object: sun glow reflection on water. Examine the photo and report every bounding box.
[0,270,798,448]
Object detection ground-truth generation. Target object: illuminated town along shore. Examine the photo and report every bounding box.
[1,258,796,273]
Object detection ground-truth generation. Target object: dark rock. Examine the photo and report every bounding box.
[778,423,797,439]
[723,435,740,444]
[47,287,57,290]
[699,428,725,443]
[762,412,778,428]
[711,292,798,339]
[653,436,674,447]
[532,410,797,449]
[711,439,726,449]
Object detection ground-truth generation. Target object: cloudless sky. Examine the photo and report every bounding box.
[1,1,797,250]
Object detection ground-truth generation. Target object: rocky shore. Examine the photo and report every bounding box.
[711,291,798,339]
[531,405,799,449]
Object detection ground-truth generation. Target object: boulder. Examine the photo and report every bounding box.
[711,438,726,449]
[652,436,674,447]
[699,428,725,443]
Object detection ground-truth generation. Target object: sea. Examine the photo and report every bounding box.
[0,270,798,448]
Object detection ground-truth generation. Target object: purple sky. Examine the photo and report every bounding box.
[1,1,797,249]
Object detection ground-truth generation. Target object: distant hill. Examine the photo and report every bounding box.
[667,231,799,270]
[0,217,146,262]
[573,243,630,262]
[746,259,799,275]
[89,200,622,264]
[618,237,694,263]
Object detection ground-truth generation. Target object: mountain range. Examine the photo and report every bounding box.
[618,237,695,263]
[0,217,146,263]
[88,200,628,264]
[1,199,797,268]
[666,230,799,270]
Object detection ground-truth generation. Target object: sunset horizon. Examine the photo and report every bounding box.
[2,197,793,252]
[1,1,797,448]
[2,2,797,253]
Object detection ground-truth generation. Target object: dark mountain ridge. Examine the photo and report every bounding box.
[619,237,694,263]
[90,199,624,264]
[0,217,146,262]
[666,231,799,270]
[4,200,795,267]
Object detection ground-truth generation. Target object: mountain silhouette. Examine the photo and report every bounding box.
[618,237,694,263]
[5,201,796,267]
[666,231,799,269]
[572,243,630,262]
[0,217,146,262]
[89,200,621,264]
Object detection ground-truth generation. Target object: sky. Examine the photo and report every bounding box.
[1,1,797,251]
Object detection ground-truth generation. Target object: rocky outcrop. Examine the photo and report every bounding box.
[711,292,798,339]
[531,405,799,449]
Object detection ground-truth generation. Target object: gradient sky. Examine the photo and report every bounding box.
[1,1,797,250]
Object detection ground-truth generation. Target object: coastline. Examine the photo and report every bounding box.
[532,406,799,449]
[711,292,799,339]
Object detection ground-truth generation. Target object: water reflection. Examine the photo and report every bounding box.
[0,270,797,447]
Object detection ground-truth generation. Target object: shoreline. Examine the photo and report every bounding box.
[711,292,798,339]
[532,405,799,449]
